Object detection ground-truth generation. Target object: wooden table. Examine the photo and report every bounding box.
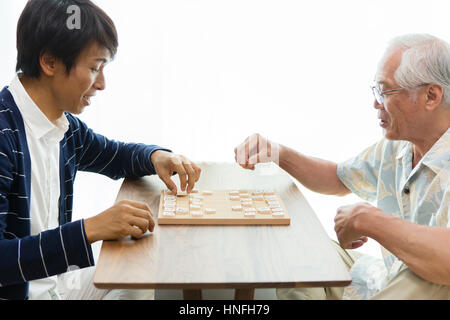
[93,162,351,299]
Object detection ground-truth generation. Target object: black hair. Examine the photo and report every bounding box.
[16,0,118,78]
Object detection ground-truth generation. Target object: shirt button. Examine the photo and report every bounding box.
[404,187,410,195]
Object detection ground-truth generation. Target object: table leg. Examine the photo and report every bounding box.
[234,288,255,300]
[183,289,203,300]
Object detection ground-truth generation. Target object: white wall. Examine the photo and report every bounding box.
[1,0,449,259]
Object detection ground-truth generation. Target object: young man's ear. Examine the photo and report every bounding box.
[39,51,58,77]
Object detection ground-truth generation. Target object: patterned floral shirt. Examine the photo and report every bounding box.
[336,128,450,299]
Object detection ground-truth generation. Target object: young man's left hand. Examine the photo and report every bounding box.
[151,150,201,194]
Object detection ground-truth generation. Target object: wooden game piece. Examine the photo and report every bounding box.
[264,189,275,195]
[239,193,251,198]
[202,190,213,195]
[257,207,271,214]
[164,207,175,212]
[269,203,281,209]
[264,195,277,200]
[241,201,253,207]
[205,208,216,214]
[191,195,204,200]
[229,191,239,196]
[252,195,264,201]
[190,204,202,210]
[191,211,203,216]
[272,211,284,217]
[244,208,256,213]
[232,205,243,211]
[176,208,189,214]
[272,207,284,212]
[191,202,202,208]
[191,189,199,193]
[240,197,252,202]
[244,211,256,217]
[177,190,188,196]
[230,196,240,201]
[163,211,175,217]
[252,190,264,195]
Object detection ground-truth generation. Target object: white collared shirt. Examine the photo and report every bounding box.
[8,75,69,300]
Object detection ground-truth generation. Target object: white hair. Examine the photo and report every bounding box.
[378,34,450,105]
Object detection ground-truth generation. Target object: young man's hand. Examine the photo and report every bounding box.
[84,200,155,243]
[151,150,201,194]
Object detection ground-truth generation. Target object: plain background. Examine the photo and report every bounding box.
[0,0,449,298]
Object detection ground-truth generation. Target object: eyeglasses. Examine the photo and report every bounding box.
[371,83,429,105]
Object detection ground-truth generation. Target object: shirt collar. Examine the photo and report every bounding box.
[8,74,69,142]
[421,127,450,174]
[395,127,450,174]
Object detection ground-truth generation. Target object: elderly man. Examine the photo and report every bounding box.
[235,34,450,299]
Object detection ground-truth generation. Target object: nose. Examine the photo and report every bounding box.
[373,99,384,110]
[93,70,106,91]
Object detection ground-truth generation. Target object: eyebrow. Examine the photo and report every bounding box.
[94,58,108,63]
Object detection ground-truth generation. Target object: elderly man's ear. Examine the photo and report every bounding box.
[424,84,444,110]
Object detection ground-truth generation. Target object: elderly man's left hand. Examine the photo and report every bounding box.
[333,202,378,249]
[151,150,201,194]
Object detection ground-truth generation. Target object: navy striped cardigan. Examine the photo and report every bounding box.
[0,87,169,300]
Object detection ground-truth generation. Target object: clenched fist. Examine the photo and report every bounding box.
[234,133,280,170]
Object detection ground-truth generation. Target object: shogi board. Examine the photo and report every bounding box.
[158,189,290,225]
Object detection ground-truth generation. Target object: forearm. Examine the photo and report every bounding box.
[0,220,94,286]
[360,210,450,285]
[278,144,350,196]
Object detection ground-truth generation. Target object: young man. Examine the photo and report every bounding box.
[235,34,450,299]
[0,0,201,300]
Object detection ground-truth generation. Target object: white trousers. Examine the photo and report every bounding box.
[56,241,154,300]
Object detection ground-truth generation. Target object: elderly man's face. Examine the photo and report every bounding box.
[374,49,427,141]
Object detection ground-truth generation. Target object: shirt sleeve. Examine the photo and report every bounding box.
[336,139,386,202]
[68,115,171,180]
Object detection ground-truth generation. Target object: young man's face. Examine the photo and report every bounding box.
[51,42,111,115]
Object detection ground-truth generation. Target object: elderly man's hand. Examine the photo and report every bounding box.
[151,150,201,194]
[334,202,376,249]
[234,133,280,170]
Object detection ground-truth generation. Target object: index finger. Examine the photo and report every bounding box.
[191,162,201,182]
[119,200,153,216]
[173,162,188,192]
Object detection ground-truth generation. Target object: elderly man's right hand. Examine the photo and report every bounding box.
[234,133,280,170]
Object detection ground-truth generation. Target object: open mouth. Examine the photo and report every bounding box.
[82,96,91,105]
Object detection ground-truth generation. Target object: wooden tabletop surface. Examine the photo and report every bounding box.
[93,162,351,298]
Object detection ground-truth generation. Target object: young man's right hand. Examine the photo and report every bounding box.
[84,200,155,244]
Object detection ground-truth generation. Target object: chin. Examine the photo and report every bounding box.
[383,129,401,141]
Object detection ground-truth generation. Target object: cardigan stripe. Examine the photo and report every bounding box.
[0,87,170,300]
